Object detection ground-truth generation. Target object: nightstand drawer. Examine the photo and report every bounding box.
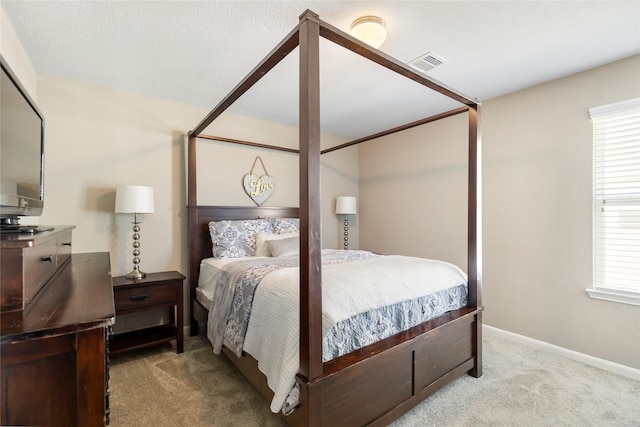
[114,284,176,312]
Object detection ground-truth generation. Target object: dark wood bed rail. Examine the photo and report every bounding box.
[187,9,482,426]
[195,105,470,157]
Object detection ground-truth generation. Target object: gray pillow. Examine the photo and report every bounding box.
[267,236,300,257]
[255,232,298,257]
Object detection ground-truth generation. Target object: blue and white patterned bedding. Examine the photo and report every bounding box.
[322,283,467,360]
[199,249,467,414]
[206,250,379,357]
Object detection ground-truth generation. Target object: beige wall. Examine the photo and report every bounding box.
[482,55,640,369]
[36,74,199,278]
[359,112,469,270]
[360,55,640,369]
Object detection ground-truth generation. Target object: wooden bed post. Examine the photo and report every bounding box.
[298,9,323,388]
[188,133,200,335]
[467,104,483,377]
[188,134,197,208]
[298,11,323,426]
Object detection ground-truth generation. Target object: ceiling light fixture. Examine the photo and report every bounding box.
[350,16,387,49]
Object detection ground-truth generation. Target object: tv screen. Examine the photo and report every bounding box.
[0,55,45,228]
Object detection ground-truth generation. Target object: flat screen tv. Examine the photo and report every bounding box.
[0,55,45,231]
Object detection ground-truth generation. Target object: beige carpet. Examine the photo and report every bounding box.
[109,329,640,426]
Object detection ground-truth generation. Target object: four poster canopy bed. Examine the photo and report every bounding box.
[187,10,482,427]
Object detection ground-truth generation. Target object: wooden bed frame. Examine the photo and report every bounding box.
[187,10,482,427]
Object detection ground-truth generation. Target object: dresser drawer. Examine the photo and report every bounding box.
[1,226,75,312]
[114,283,177,312]
[56,231,73,266]
[23,236,58,306]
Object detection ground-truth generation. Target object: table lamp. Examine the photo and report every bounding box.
[115,185,155,279]
[335,196,357,250]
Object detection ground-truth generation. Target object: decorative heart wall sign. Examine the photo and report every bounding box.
[242,156,276,206]
[243,173,276,206]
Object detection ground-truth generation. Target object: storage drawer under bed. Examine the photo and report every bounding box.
[415,315,474,389]
[308,309,478,427]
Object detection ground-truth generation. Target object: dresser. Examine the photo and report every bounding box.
[1,229,114,427]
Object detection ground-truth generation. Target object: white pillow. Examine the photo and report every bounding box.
[267,236,300,257]
[255,232,298,257]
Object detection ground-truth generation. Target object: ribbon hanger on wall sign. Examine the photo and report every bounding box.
[242,156,276,206]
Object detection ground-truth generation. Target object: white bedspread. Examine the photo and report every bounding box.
[235,250,467,412]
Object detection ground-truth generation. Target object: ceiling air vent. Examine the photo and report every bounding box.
[408,52,449,74]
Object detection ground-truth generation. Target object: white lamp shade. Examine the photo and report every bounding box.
[336,196,357,215]
[115,185,155,214]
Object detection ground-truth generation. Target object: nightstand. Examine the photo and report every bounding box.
[110,271,185,355]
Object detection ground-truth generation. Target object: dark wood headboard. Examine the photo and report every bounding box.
[187,205,299,304]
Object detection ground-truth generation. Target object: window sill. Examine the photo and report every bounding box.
[586,288,640,307]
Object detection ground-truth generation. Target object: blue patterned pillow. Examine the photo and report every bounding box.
[270,217,300,234]
[208,219,272,258]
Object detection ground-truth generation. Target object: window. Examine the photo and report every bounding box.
[587,98,640,306]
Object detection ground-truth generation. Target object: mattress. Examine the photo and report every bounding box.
[197,249,467,413]
[195,287,211,311]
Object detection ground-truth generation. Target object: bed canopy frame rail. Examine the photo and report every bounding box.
[187,9,482,426]
[195,105,470,156]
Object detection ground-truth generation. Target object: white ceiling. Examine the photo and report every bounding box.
[3,1,639,139]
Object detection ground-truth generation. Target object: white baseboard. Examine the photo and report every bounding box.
[483,325,640,381]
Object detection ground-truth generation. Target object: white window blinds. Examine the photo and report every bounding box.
[589,98,640,304]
